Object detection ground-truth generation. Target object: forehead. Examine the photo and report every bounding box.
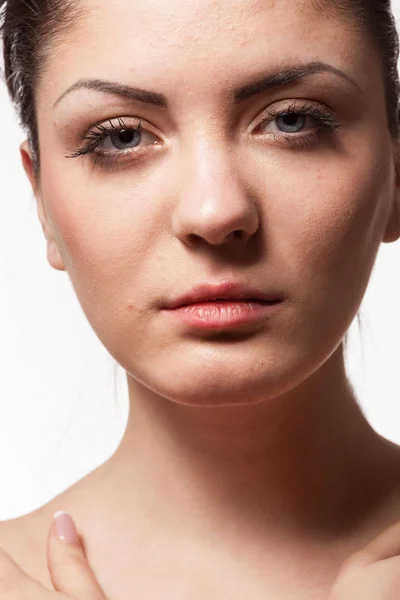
[42,0,374,109]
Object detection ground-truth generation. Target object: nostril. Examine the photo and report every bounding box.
[188,233,202,244]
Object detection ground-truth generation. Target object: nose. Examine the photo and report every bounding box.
[171,142,260,248]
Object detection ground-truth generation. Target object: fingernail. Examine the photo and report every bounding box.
[54,511,79,545]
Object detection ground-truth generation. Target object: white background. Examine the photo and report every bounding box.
[0,3,400,521]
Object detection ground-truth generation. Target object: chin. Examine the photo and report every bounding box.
[123,338,330,408]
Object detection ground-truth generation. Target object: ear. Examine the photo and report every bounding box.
[20,140,66,271]
[383,142,400,244]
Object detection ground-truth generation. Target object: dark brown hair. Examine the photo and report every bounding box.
[0,0,400,178]
[0,0,82,176]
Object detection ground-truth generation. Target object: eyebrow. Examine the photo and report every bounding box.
[53,60,361,109]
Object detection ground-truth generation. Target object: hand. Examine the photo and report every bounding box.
[0,511,106,599]
[328,520,400,599]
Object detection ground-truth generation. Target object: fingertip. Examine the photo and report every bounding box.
[53,511,80,545]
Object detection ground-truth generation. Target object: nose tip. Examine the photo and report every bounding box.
[172,163,260,249]
[179,208,259,249]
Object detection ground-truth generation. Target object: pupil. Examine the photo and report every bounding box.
[110,128,139,150]
[119,130,135,144]
[277,112,306,133]
[283,114,299,126]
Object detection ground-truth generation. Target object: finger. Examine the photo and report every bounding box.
[47,511,106,600]
[0,545,51,597]
[346,519,400,567]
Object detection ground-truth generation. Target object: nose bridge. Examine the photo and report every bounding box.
[185,134,239,203]
[172,130,259,246]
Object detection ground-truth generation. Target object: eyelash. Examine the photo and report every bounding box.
[65,101,342,170]
[259,100,342,148]
[65,117,147,170]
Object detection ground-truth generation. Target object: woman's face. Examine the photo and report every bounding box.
[23,0,400,405]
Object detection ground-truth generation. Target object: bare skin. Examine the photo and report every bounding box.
[2,0,400,598]
[3,412,400,599]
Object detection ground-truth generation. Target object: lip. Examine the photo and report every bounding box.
[163,281,283,310]
[161,281,284,330]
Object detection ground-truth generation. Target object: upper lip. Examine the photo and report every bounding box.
[164,282,283,309]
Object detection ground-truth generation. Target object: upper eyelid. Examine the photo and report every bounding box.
[77,118,160,150]
[257,100,333,119]
[87,100,331,133]
[83,117,146,138]
[252,101,340,128]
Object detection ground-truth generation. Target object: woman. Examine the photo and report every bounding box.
[1,0,400,597]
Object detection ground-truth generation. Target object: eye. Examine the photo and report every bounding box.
[65,117,161,164]
[104,128,141,150]
[254,101,342,149]
[267,112,308,134]
[98,126,154,151]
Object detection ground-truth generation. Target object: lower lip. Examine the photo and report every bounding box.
[163,300,282,330]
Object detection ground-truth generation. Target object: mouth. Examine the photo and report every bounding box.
[162,282,284,330]
[164,282,283,310]
[174,298,280,307]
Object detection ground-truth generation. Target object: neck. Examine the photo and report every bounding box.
[96,345,396,546]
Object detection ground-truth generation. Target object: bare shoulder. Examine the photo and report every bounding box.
[0,473,96,590]
[354,434,400,542]
[0,457,114,589]
[0,510,55,590]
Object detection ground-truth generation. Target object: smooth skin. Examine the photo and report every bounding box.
[2,514,400,599]
[1,0,400,597]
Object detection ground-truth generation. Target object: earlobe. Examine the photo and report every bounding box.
[383,194,400,244]
[19,140,66,272]
[19,140,37,194]
[383,147,400,244]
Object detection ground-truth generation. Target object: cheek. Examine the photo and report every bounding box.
[266,146,392,324]
[39,166,169,334]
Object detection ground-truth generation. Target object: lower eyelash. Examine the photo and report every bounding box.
[270,126,331,150]
[89,151,126,171]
